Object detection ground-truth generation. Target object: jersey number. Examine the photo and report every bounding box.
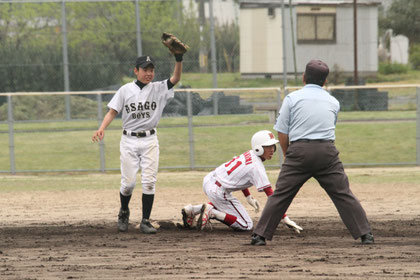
[225,156,242,175]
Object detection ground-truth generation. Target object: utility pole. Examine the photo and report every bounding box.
[61,0,71,120]
[198,0,208,73]
[209,0,217,88]
[353,0,360,110]
[353,0,358,85]
[281,0,287,88]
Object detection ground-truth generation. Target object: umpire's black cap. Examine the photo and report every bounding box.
[135,55,155,69]
[305,60,329,84]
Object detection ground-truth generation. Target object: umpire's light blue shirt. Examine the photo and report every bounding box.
[274,84,340,142]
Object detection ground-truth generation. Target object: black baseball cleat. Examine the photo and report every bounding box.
[117,208,130,232]
[361,232,374,244]
[251,233,266,246]
[140,219,157,234]
[181,208,191,228]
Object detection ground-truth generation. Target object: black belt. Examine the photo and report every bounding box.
[291,139,334,143]
[123,129,155,137]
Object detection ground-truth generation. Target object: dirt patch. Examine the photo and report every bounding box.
[1,169,420,279]
[1,219,419,279]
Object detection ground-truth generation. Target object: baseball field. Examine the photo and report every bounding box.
[1,167,419,279]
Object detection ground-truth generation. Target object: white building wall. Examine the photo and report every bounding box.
[357,7,379,72]
[240,3,379,75]
[292,6,378,74]
[266,10,283,73]
[240,8,283,74]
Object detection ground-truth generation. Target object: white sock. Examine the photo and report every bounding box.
[210,208,226,221]
[192,204,203,215]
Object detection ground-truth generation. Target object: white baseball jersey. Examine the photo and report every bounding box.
[108,80,174,131]
[213,150,271,193]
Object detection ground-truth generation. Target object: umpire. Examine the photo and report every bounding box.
[251,60,374,246]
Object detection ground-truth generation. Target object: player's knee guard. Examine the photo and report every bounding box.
[142,183,155,195]
[120,184,135,196]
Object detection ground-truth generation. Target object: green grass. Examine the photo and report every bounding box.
[367,69,420,84]
[337,110,416,120]
[0,114,416,172]
[344,169,420,184]
[1,167,419,192]
[180,72,284,89]
[0,173,121,192]
[0,110,415,134]
[180,70,420,88]
[335,121,415,164]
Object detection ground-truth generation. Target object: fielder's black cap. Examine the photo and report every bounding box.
[135,55,155,69]
[305,59,329,83]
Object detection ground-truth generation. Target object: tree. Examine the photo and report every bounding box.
[380,0,420,45]
[215,23,239,72]
[0,1,201,92]
[0,2,63,92]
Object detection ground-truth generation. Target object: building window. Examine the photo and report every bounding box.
[297,13,336,44]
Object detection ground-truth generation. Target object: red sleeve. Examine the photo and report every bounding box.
[242,188,251,197]
[263,187,274,196]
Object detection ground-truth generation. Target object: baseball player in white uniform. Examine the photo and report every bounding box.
[181,130,303,233]
[92,52,183,234]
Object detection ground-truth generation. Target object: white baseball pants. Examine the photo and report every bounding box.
[119,134,159,196]
[203,172,253,230]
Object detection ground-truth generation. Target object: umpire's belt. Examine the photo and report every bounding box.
[123,129,155,138]
[291,139,334,144]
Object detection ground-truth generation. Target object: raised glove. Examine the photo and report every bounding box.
[281,215,303,234]
[161,32,189,54]
[246,196,260,213]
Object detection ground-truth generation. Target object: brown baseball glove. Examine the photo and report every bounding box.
[161,32,189,54]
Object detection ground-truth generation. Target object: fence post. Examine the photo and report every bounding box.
[186,91,195,169]
[213,91,219,115]
[417,87,420,166]
[97,93,105,172]
[276,87,282,116]
[7,95,16,174]
[278,88,288,167]
[135,0,143,57]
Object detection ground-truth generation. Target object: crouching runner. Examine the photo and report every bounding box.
[181,130,302,233]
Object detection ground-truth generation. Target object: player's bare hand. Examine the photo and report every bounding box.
[92,130,104,142]
[246,196,260,213]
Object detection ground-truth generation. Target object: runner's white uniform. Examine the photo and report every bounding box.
[108,79,174,196]
[203,150,271,230]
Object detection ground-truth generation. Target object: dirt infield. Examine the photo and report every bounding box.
[1,168,420,279]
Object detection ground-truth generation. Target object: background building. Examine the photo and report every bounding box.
[239,0,381,77]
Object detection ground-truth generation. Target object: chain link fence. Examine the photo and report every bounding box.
[0,85,419,173]
[1,0,419,173]
[0,0,238,93]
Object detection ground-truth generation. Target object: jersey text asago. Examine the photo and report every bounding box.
[124,101,157,113]
[125,102,157,119]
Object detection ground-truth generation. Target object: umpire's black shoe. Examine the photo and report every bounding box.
[361,232,374,244]
[117,208,130,232]
[251,233,266,246]
[140,219,157,234]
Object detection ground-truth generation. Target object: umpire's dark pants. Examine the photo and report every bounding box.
[254,140,371,240]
